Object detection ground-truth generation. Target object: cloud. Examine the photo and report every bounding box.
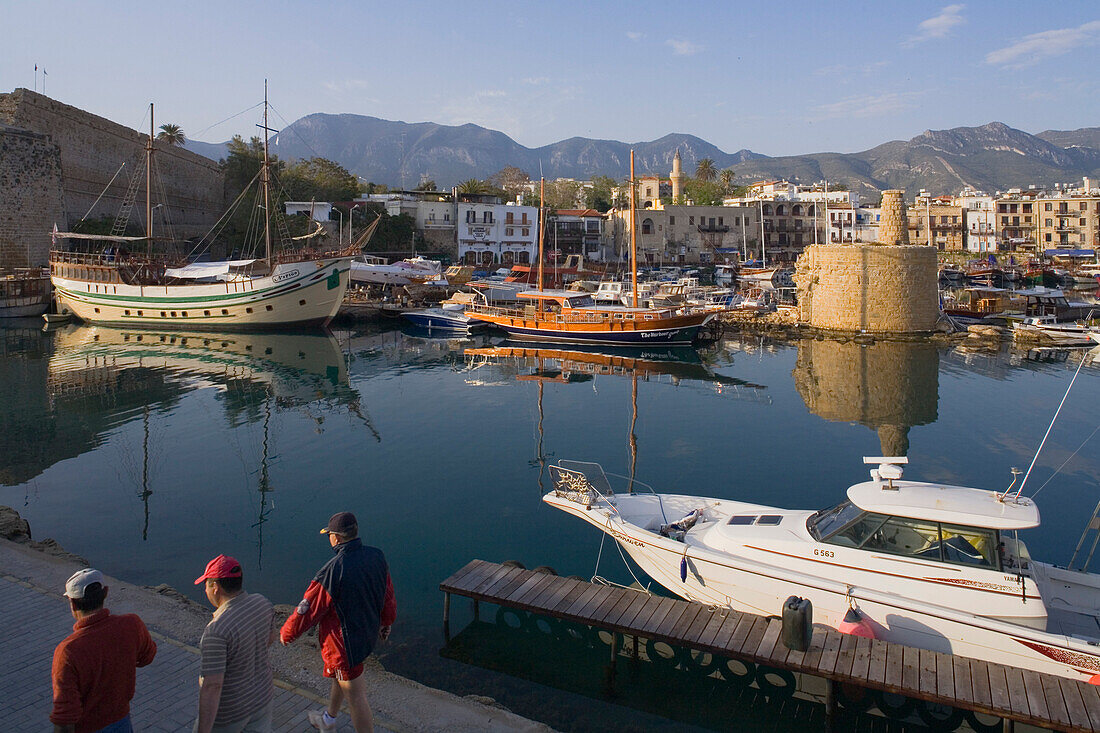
[666,38,703,56]
[812,91,923,120]
[904,4,965,46]
[522,77,549,86]
[985,20,1100,68]
[626,31,643,41]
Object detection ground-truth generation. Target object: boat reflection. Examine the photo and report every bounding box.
[793,339,939,456]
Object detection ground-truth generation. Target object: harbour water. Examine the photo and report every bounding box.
[3,320,1100,731]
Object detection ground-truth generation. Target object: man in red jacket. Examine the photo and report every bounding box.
[281,512,396,732]
[50,568,157,733]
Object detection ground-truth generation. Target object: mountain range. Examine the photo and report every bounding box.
[185,116,1100,198]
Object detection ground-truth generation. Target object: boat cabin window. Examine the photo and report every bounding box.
[809,502,1000,569]
[565,295,594,309]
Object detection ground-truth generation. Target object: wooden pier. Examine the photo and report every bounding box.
[441,559,1100,732]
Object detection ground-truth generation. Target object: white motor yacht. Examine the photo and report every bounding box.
[544,457,1100,681]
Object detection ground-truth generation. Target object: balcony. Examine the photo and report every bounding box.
[697,224,730,233]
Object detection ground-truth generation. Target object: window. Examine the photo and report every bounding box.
[669,216,675,225]
[265,305,273,311]
[506,228,513,236]
[718,217,724,226]
[246,307,253,314]
[299,299,307,306]
[1080,202,1088,210]
[221,309,229,315]
[1022,204,1032,214]
[1046,219,1053,226]
[689,216,694,225]
[1045,203,1052,211]
[1045,233,1052,242]
[204,310,210,316]
[642,218,653,235]
[1081,218,1087,226]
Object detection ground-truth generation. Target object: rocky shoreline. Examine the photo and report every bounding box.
[0,506,552,733]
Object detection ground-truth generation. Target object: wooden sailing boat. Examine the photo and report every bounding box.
[49,88,372,329]
[465,152,716,345]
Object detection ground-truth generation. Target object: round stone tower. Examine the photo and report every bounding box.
[670,150,684,202]
[879,190,910,246]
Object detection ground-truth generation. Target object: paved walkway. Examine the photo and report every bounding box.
[0,573,391,732]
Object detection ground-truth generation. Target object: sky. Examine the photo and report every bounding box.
[2,1,1098,157]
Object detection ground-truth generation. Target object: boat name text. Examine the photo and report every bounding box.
[273,269,300,283]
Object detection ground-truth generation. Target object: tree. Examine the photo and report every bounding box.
[584,175,618,213]
[456,179,487,195]
[414,179,438,192]
[156,123,186,146]
[695,158,717,183]
[218,135,286,254]
[684,179,724,206]
[719,168,735,193]
[282,157,359,202]
[489,166,531,198]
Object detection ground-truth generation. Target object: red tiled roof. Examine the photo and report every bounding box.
[557,209,603,217]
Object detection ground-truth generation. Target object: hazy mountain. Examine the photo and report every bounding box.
[185,115,1100,197]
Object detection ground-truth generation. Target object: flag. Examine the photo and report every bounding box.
[51,223,58,247]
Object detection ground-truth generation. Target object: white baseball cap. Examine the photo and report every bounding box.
[64,568,104,599]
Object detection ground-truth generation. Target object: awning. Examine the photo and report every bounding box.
[165,260,257,279]
[1044,249,1095,258]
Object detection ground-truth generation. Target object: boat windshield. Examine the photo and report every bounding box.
[565,295,595,308]
[807,501,863,540]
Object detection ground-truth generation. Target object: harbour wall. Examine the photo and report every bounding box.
[794,244,939,333]
[0,125,65,268]
[0,89,225,268]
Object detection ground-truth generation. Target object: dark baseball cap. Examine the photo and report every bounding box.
[320,511,357,535]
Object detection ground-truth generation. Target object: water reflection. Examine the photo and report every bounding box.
[793,339,939,456]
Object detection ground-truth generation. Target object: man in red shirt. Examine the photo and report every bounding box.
[50,568,157,733]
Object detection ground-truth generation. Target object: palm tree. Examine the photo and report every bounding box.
[695,157,717,183]
[156,124,186,146]
[456,178,487,195]
[719,168,735,193]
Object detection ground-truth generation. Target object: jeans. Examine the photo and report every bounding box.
[192,699,273,733]
[95,716,133,733]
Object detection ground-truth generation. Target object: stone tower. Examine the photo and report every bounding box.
[879,190,910,246]
[670,149,684,202]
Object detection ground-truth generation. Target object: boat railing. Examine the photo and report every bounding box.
[466,302,698,324]
[550,460,668,525]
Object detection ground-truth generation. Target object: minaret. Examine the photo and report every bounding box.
[670,149,684,203]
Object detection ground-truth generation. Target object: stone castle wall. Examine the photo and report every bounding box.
[0,126,65,267]
[878,190,910,246]
[795,244,939,333]
[0,89,224,260]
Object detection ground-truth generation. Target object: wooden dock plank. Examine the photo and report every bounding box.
[574,585,615,620]
[476,566,524,597]
[448,560,498,593]
[983,660,1008,713]
[697,607,733,650]
[590,588,632,626]
[735,617,768,657]
[550,579,593,615]
[901,645,920,693]
[487,571,536,605]
[1075,680,1100,731]
[753,619,783,662]
[638,597,681,636]
[834,634,859,679]
[703,612,742,654]
[619,595,663,631]
[918,648,937,697]
[522,575,571,608]
[662,604,704,644]
[951,655,973,708]
[1021,670,1050,723]
[561,585,604,619]
[850,636,872,681]
[816,631,843,676]
[650,601,694,641]
[935,651,954,702]
[801,627,827,672]
[506,574,554,606]
[1038,671,1071,729]
[602,590,644,629]
[721,614,757,656]
[681,606,718,646]
[527,576,580,612]
[1058,678,1092,732]
[867,639,888,686]
[439,559,485,590]
[1004,667,1031,718]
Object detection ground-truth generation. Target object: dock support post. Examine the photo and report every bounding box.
[472,599,480,621]
[1004,719,1014,733]
[443,592,451,642]
[824,679,837,732]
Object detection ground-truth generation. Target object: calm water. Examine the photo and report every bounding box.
[3,320,1100,731]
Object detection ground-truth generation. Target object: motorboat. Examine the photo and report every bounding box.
[350,255,442,287]
[544,457,1100,681]
[402,293,487,333]
[1,268,51,318]
[1012,314,1100,344]
[593,280,626,305]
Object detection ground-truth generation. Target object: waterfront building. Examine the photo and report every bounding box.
[456,198,538,266]
[954,188,997,253]
[855,206,881,243]
[605,204,758,264]
[908,192,965,251]
[285,202,333,222]
[1033,181,1099,252]
[547,209,606,262]
[993,188,1040,252]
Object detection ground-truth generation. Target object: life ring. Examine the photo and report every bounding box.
[644,638,683,669]
[917,700,966,731]
[523,613,560,636]
[532,565,558,575]
[963,710,1004,733]
[501,560,526,569]
[874,690,917,720]
[717,657,756,687]
[834,682,875,713]
[494,606,525,631]
[684,649,723,679]
[754,665,796,700]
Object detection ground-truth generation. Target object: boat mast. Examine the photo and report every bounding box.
[146,103,154,254]
[538,177,545,291]
[261,81,273,267]
[630,150,638,308]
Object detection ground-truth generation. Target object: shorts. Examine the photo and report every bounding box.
[324,662,364,681]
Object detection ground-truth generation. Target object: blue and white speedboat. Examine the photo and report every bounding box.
[402,304,487,333]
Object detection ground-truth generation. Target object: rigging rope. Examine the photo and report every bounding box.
[1021,353,1088,498]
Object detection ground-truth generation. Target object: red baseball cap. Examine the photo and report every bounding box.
[194,555,243,584]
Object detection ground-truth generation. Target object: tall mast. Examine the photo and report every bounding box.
[630,150,638,308]
[146,103,154,251]
[537,177,545,291]
[262,81,273,267]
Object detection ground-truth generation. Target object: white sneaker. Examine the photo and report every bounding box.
[307,709,337,731]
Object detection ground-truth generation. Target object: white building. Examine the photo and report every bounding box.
[284,202,332,222]
[955,188,997,253]
[456,202,539,266]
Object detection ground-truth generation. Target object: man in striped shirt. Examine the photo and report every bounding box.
[193,555,276,733]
